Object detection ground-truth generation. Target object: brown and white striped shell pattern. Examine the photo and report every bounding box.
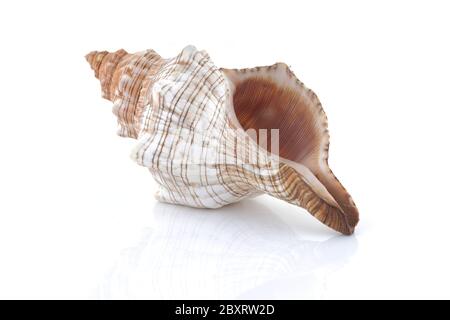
[86,46,359,235]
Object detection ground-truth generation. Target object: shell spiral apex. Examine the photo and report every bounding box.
[86,45,359,235]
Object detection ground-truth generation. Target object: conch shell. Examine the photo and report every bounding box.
[86,46,359,235]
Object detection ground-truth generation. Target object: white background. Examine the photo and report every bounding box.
[0,0,449,299]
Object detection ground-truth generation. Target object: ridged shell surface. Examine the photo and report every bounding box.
[86,46,359,235]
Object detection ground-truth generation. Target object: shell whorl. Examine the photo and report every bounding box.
[86,49,165,138]
[86,49,129,100]
[85,51,107,78]
[86,46,359,235]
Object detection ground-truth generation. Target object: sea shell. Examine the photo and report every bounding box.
[86,46,359,235]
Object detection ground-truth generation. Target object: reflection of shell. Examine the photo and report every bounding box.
[86,46,359,235]
[99,201,358,299]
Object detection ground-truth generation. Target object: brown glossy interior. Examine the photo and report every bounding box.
[233,77,321,164]
[231,75,359,234]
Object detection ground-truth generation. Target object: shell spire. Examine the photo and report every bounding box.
[85,51,107,78]
[85,49,129,101]
[85,46,359,235]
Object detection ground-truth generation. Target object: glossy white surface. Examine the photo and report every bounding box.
[100,200,358,299]
[1,0,450,299]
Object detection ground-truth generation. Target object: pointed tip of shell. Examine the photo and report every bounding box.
[85,50,108,78]
[331,205,359,235]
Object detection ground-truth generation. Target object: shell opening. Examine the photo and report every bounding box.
[223,64,359,234]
